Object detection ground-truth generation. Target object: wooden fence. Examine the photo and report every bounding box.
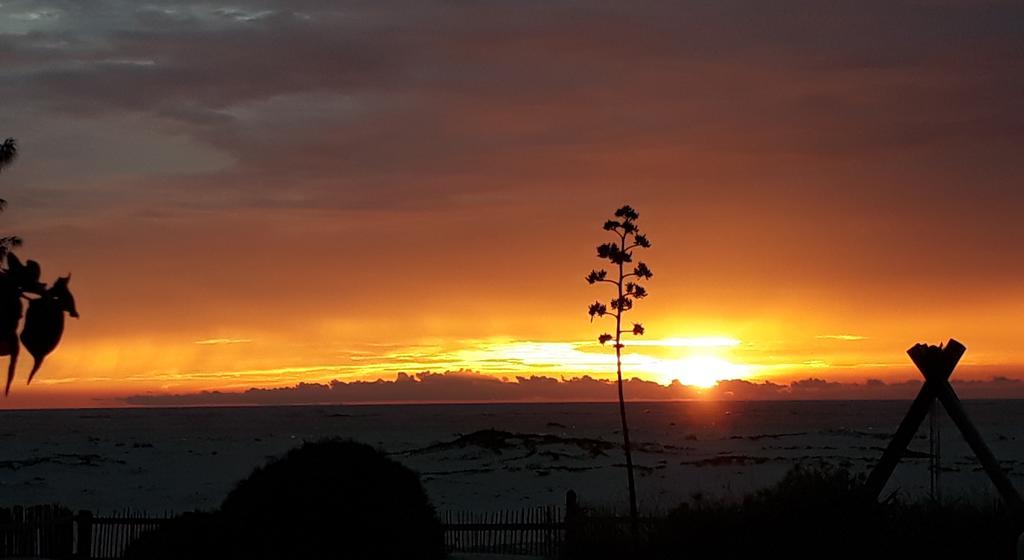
[0,501,572,559]
[0,507,171,560]
[0,505,74,559]
[442,505,564,557]
[78,511,171,560]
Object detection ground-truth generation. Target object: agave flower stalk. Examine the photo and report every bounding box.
[586,204,653,540]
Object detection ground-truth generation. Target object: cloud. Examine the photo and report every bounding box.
[116,371,1024,406]
[4,0,1022,213]
[194,338,253,345]
[816,335,868,341]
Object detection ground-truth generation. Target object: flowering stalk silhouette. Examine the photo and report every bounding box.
[586,204,653,540]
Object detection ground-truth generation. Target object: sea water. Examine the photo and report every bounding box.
[0,400,1020,514]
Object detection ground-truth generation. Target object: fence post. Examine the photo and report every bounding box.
[563,490,579,560]
[76,510,92,559]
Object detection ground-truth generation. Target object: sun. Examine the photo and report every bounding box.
[633,337,751,388]
[666,355,750,388]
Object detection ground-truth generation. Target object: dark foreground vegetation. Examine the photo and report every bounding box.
[124,438,445,560]
[569,463,1021,560]
[4,449,1021,559]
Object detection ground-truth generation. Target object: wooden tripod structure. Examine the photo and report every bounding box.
[865,339,1024,516]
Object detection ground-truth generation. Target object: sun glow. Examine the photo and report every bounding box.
[444,337,756,388]
[658,355,751,388]
[625,336,740,348]
[37,334,761,401]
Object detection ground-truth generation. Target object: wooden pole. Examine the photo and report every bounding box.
[928,375,1024,513]
[866,339,1024,519]
[864,382,939,500]
[864,341,963,500]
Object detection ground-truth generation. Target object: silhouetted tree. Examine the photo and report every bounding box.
[586,204,653,540]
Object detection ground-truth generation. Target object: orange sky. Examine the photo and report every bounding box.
[1,1,1023,408]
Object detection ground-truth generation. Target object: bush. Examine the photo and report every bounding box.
[567,463,1020,560]
[651,463,884,559]
[126,439,445,560]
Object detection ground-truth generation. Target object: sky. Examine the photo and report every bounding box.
[1,1,1023,408]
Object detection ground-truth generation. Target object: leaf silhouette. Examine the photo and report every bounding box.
[610,296,633,312]
[597,243,632,264]
[633,262,653,279]
[0,135,77,395]
[585,269,608,284]
[0,138,16,172]
[614,205,639,221]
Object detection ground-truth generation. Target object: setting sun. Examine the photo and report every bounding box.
[666,356,752,388]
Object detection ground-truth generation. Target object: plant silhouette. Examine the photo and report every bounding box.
[585,204,653,541]
[0,138,23,256]
[125,439,446,560]
[22,275,78,384]
[0,138,15,167]
[0,137,78,395]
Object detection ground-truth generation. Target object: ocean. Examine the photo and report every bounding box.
[1,400,1021,515]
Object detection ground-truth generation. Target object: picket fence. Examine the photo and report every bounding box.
[0,502,571,559]
[442,505,564,557]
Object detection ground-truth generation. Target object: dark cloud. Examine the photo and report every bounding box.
[3,0,1022,211]
[115,370,1024,406]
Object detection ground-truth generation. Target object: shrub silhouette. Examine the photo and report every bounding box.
[126,439,445,560]
[568,463,1019,560]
